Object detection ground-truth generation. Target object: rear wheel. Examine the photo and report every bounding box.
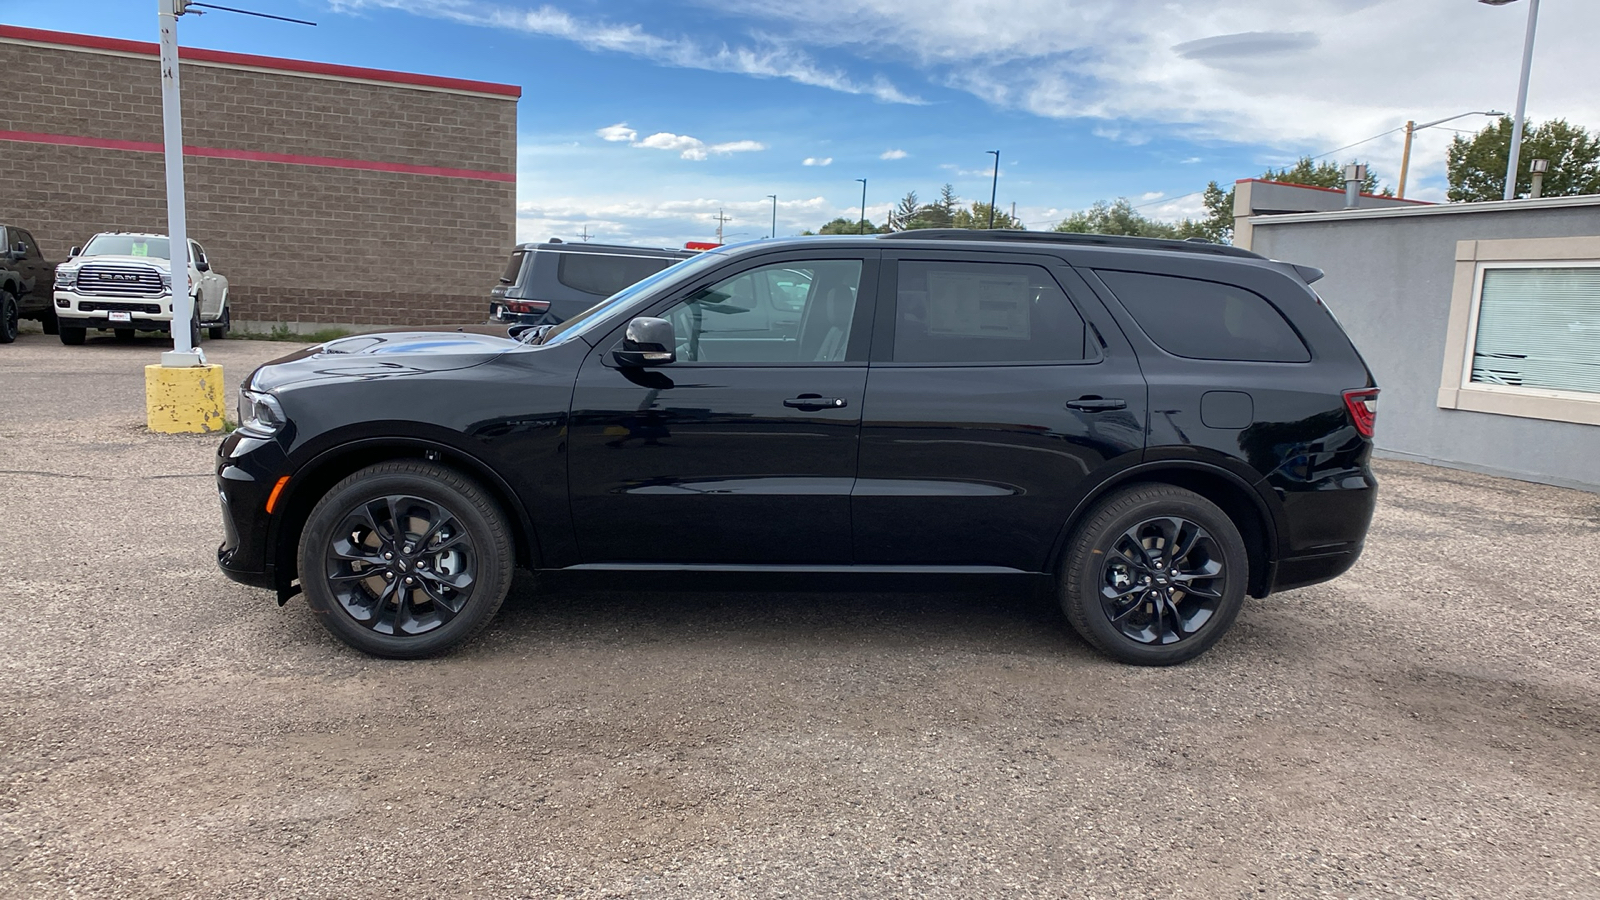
[208,306,230,340]
[59,325,86,345]
[0,290,17,343]
[42,310,59,335]
[299,461,515,658]
[1060,484,1249,666]
[113,328,136,342]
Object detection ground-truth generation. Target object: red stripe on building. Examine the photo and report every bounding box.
[0,24,521,98]
[0,130,516,183]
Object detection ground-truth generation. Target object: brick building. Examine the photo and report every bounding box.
[0,25,519,330]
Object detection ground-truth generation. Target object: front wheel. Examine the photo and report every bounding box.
[0,291,17,343]
[208,306,230,340]
[299,460,515,658]
[42,310,59,335]
[59,325,86,345]
[1059,484,1249,666]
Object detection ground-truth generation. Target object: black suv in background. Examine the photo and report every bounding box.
[488,239,695,326]
[1,224,59,341]
[219,230,1379,666]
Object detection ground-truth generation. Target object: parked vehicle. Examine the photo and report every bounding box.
[1,224,59,342]
[53,232,230,345]
[218,230,1379,666]
[489,239,695,326]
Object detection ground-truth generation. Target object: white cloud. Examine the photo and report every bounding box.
[803,157,833,166]
[879,149,908,160]
[596,123,637,143]
[1139,191,1164,201]
[328,0,923,103]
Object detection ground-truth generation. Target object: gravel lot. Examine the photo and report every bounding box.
[2,328,1597,899]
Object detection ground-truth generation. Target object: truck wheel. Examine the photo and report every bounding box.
[1059,484,1249,666]
[59,325,86,345]
[208,307,230,340]
[114,329,136,342]
[190,311,203,348]
[0,290,17,343]
[298,460,515,659]
[42,310,59,336]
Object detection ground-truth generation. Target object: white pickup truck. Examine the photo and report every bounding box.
[52,232,230,345]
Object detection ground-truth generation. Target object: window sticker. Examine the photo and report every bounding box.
[926,270,1031,340]
[130,242,149,257]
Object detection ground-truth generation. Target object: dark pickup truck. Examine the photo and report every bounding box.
[1,224,58,341]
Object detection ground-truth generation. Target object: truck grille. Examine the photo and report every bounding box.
[78,301,163,315]
[76,263,165,297]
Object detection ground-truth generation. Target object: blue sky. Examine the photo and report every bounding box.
[5,0,1598,247]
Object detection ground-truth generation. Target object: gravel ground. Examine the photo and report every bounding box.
[2,328,1598,899]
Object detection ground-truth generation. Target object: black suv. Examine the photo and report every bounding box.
[218,231,1378,666]
[488,239,695,326]
[1,224,59,342]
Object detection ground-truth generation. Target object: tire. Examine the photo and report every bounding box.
[113,328,136,342]
[42,310,59,335]
[298,460,515,659]
[0,291,17,343]
[1059,484,1249,666]
[190,311,203,348]
[208,307,230,340]
[59,325,86,345]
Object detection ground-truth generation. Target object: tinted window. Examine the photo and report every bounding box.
[557,252,677,296]
[16,230,40,258]
[499,249,526,284]
[1097,270,1310,363]
[662,260,862,363]
[893,261,1092,364]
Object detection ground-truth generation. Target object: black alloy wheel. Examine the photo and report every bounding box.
[208,307,230,340]
[0,291,17,343]
[300,461,514,658]
[1060,484,1248,665]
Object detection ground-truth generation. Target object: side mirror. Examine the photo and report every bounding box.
[69,246,81,258]
[9,243,25,260]
[195,260,210,272]
[613,316,676,367]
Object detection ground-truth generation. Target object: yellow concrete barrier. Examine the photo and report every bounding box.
[145,363,226,434]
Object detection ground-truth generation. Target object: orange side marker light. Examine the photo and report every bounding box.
[265,476,291,514]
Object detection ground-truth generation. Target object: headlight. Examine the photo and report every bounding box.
[160,270,173,290]
[56,267,77,288]
[238,389,286,436]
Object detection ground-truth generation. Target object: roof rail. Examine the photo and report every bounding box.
[880,228,1264,260]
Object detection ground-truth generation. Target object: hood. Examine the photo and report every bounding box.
[248,326,522,392]
[66,254,173,270]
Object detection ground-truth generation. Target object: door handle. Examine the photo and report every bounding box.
[784,395,848,410]
[1066,397,1126,412]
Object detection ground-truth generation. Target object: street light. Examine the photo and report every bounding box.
[1480,0,1541,200]
[1397,110,1503,198]
[855,178,868,234]
[766,194,777,239]
[985,150,1000,228]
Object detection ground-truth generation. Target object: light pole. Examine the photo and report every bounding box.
[986,150,1000,228]
[855,178,867,234]
[1397,110,1502,198]
[1480,0,1540,200]
[766,194,777,239]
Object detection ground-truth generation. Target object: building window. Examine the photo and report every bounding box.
[1438,238,1600,427]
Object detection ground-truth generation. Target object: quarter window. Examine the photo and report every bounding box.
[1097,270,1309,363]
[661,260,862,363]
[557,252,679,296]
[892,261,1093,363]
[1469,266,1600,396]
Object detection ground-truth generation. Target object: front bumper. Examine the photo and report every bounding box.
[216,429,292,595]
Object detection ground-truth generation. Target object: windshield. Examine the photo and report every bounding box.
[540,249,732,345]
[82,235,171,260]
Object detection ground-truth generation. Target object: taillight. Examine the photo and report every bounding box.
[504,300,551,315]
[1342,388,1379,438]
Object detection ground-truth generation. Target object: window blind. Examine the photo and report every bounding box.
[1471,266,1600,395]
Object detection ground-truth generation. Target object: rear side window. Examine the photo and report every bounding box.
[893,261,1094,363]
[1096,270,1310,363]
[499,250,527,284]
[556,252,677,296]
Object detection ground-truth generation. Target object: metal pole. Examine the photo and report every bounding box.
[158,0,198,364]
[1504,0,1540,200]
[1397,121,1416,199]
[986,150,999,228]
[767,194,776,239]
[856,178,867,234]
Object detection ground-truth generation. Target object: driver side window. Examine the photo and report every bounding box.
[663,260,862,364]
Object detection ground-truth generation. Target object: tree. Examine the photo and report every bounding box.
[1447,116,1600,201]
[1054,199,1183,238]
[817,216,889,234]
[891,191,921,231]
[952,201,1023,230]
[1260,156,1385,194]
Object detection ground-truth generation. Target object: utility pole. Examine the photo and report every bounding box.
[766,194,777,239]
[714,209,731,244]
[855,179,867,234]
[578,224,591,242]
[986,150,1000,228]
[159,0,196,364]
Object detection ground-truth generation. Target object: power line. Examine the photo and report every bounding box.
[186,2,317,25]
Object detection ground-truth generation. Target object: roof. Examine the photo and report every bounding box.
[515,241,695,257]
[1248,192,1600,226]
[0,24,521,99]
[1236,178,1433,206]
